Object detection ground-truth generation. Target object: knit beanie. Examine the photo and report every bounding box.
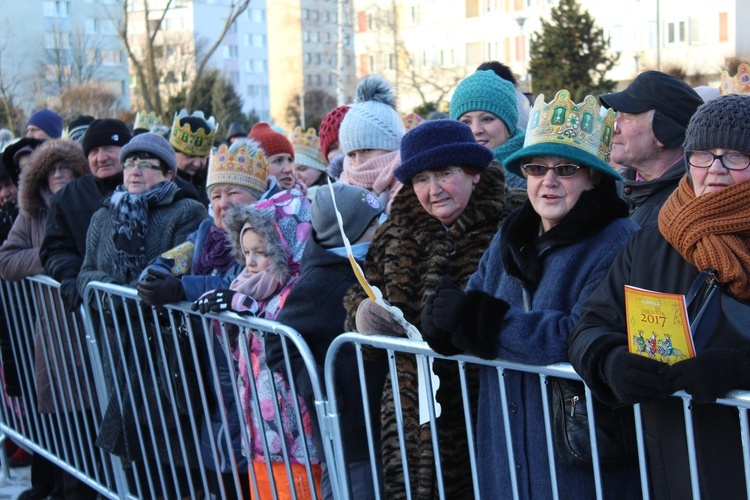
[289,126,327,173]
[249,122,295,158]
[119,132,178,174]
[66,115,95,143]
[683,94,750,157]
[395,119,493,185]
[449,70,519,136]
[339,75,405,154]
[318,105,350,162]
[82,119,132,157]
[26,109,63,139]
[312,183,383,248]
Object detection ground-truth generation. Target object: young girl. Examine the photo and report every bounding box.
[194,189,319,499]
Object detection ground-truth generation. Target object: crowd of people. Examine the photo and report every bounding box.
[0,60,748,500]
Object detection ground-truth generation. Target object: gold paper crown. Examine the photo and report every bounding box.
[526,89,616,163]
[721,63,750,95]
[289,126,326,169]
[134,111,159,131]
[206,142,268,194]
[401,112,424,131]
[169,109,218,157]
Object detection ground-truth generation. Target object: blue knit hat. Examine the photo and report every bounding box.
[449,70,519,136]
[26,109,63,139]
[339,75,405,154]
[119,132,178,174]
[394,120,493,185]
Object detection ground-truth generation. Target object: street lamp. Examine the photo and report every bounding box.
[515,16,528,92]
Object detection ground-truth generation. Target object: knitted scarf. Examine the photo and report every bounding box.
[229,267,283,302]
[338,150,399,190]
[659,176,750,300]
[193,224,235,276]
[110,181,178,281]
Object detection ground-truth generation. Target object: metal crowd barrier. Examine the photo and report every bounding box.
[0,276,748,499]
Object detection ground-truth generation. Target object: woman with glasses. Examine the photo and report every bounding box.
[422,90,640,498]
[570,93,750,497]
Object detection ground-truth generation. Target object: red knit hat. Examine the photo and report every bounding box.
[249,122,294,158]
[318,105,350,163]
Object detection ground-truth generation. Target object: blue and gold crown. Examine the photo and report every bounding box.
[206,141,268,194]
[169,109,218,157]
[721,63,750,95]
[526,89,616,163]
[133,111,159,131]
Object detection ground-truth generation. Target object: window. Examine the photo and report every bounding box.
[311,10,318,21]
[609,25,623,52]
[304,52,312,63]
[466,41,482,66]
[222,45,238,58]
[249,9,265,23]
[466,0,479,17]
[44,32,72,49]
[252,34,265,47]
[302,9,309,20]
[43,1,70,17]
[303,31,310,42]
[666,20,687,45]
[101,50,122,64]
[719,12,728,42]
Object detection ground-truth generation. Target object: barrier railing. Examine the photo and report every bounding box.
[0,276,748,499]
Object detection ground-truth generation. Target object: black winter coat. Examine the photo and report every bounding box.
[569,226,747,500]
[621,159,685,229]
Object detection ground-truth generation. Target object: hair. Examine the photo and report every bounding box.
[477,61,517,86]
[123,151,167,174]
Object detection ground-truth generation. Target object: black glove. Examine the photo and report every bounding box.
[421,277,509,358]
[191,289,258,315]
[60,278,82,312]
[668,347,750,404]
[137,269,185,306]
[603,346,673,405]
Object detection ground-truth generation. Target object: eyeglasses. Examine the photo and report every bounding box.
[123,161,163,172]
[686,150,750,171]
[521,163,583,178]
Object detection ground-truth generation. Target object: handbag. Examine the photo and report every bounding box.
[686,268,750,353]
[155,316,202,419]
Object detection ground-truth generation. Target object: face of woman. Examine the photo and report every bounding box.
[47,165,76,194]
[268,153,295,190]
[123,158,172,194]
[688,149,750,197]
[210,184,259,229]
[524,156,597,232]
[295,164,323,187]
[346,148,390,167]
[459,111,510,151]
[412,166,480,226]
[241,229,272,275]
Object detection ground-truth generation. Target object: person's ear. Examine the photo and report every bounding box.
[165,170,175,181]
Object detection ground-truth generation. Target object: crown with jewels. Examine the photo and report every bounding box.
[169,109,218,157]
[525,89,616,163]
[289,126,326,171]
[133,111,160,131]
[401,112,424,131]
[206,141,268,194]
[721,63,750,95]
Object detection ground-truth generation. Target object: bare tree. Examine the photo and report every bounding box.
[0,20,28,133]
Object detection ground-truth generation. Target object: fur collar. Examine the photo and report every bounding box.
[19,140,88,218]
[500,179,629,292]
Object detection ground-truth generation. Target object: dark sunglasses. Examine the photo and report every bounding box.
[521,163,583,178]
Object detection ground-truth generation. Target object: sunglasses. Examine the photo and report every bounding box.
[521,163,583,178]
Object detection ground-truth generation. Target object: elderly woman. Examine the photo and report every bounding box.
[422,90,640,498]
[344,119,518,499]
[450,68,527,189]
[569,93,750,498]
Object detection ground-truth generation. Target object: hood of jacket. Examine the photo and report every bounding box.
[20,139,89,218]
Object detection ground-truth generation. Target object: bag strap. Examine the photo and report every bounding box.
[688,269,720,352]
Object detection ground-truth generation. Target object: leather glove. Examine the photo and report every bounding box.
[355,299,404,336]
[137,269,185,306]
[60,278,82,312]
[603,346,673,405]
[668,347,750,404]
[191,289,258,315]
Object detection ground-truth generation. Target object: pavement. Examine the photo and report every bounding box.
[0,463,30,500]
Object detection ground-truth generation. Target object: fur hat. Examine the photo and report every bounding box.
[339,75,405,154]
[223,190,312,282]
[395,120,493,185]
[21,140,88,217]
[289,126,327,173]
[26,109,63,139]
[119,132,178,174]
[249,122,295,159]
[683,94,750,155]
[449,70,519,136]
[318,105,350,162]
[82,119,132,157]
[312,183,383,248]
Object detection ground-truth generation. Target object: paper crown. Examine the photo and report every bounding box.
[169,109,218,157]
[289,126,326,171]
[134,111,160,131]
[206,142,268,194]
[525,89,616,163]
[721,63,750,95]
[401,112,424,131]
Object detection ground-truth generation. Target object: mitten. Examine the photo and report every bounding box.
[355,299,404,336]
[668,347,750,404]
[191,289,258,315]
[137,268,185,306]
[421,278,465,356]
[603,346,673,405]
[60,278,82,312]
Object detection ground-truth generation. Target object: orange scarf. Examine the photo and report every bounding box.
[659,176,750,300]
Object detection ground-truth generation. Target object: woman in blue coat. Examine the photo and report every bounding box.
[422,90,641,499]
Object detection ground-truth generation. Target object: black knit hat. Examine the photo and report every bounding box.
[81,119,132,157]
[683,94,750,155]
[394,119,493,185]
